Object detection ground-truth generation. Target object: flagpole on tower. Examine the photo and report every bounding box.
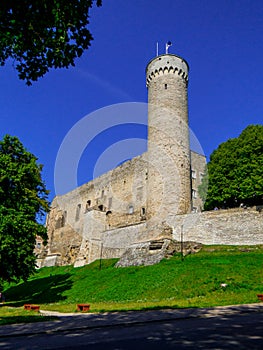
[165,41,172,54]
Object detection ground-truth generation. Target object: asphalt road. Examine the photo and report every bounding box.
[1,312,263,349]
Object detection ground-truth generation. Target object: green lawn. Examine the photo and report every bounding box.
[2,245,263,319]
[0,306,56,325]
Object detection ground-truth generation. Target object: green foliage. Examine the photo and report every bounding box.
[198,164,208,204]
[0,135,49,287]
[3,245,263,313]
[0,0,102,85]
[202,125,263,210]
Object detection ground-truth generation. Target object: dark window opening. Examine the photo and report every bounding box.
[165,84,167,89]
[141,207,146,216]
[98,204,104,211]
[106,210,112,216]
[149,242,163,250]
[86,200,91,211]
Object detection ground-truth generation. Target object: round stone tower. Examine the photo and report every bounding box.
[146,53,191,233]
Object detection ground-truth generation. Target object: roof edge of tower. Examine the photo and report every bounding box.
[146,54,189,73]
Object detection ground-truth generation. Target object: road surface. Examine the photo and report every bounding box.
[1,311,262,349]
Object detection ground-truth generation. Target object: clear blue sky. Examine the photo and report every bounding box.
[0,0,262,201]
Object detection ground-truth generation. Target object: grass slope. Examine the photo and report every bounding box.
[3,245,263,314]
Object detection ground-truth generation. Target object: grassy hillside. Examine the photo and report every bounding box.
[3,245,263,313]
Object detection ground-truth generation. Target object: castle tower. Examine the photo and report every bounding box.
[146,53,191,233]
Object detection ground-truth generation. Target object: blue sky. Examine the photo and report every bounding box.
[0,0,262,201]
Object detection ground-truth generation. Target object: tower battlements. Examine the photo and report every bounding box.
[146,54,189,87]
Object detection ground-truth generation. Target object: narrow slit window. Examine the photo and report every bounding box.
[75,204,81,221]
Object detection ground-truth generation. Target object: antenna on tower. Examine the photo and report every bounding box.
[165,41,172,54]
[156,42,159,56]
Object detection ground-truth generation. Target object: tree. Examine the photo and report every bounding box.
[199,125,263,210]
[0,135,49,288]
[0,0,102,85]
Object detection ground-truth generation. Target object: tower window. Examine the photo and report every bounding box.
[141,207,146,216]
[164,84,167,90]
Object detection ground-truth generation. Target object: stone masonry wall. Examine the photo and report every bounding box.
[169,207,263,245]
[41,154,148,267]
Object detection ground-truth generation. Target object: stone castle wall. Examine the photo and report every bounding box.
[169,207,263,245]
[40,154,148,267]
[39,148,206,267]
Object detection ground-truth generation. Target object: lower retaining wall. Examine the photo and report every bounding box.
[169,207,263,245]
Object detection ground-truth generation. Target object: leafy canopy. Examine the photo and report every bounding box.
[0,135,49,286]
[199,125,263,210]
[0,0,102,85]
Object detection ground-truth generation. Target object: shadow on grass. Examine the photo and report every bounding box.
[4,273,73,306]
[0,315,57,326]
